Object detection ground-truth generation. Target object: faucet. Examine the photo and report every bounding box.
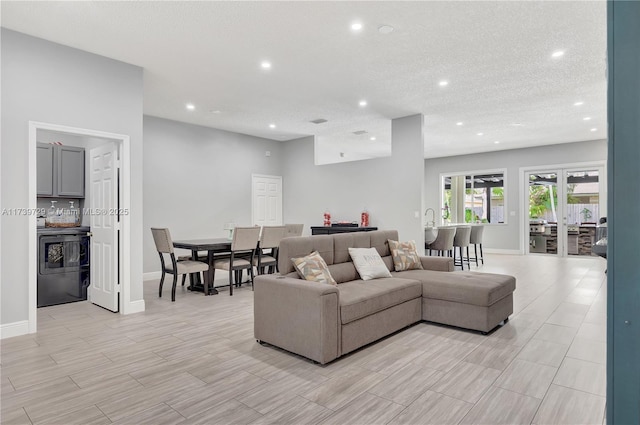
[424,208,436,227]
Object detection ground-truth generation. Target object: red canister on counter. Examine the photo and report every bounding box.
[361,209,369,227]
[323,210,331,226]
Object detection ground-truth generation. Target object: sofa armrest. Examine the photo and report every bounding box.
[254,275,340,364]
[420,256,454,272]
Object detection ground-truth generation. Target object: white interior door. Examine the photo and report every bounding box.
[88,143,119,312]
[252,175,283,226]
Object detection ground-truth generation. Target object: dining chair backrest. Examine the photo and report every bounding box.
[430,227,456,251]
[285,223,304,237]
[470,225,484,244]
[260,226,286,249]
[453,226,472,247]
[151,228,174,254]
[232,226,261,251]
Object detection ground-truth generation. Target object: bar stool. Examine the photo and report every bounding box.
[426,227,456,257]
[453,226,471,270]
[470,225,485,266]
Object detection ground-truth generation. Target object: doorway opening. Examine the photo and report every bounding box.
[524,162,606,257]
[28,121,133,334]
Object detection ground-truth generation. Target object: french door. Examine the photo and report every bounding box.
[526,165,605,257]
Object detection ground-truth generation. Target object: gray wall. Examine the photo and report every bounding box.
[282,115,425,248]
[607,1,640,422]
[143,116,283,273]
[424,139,607,251]
[1,29,144,325]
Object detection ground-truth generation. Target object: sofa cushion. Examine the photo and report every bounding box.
[393,270,516,307]
[334,232,373,263]
[388,240,424,271]
[328,262,359,284]
[292,251,337,286]
[381,255,394,272]
[348,247,392,280]
[279,235,334,274]
[338,277,422,324]
[371,231,398,257]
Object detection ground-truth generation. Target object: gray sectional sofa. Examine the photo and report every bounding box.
[253,230,515,364]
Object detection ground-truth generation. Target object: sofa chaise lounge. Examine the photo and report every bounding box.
[254,230,515,364]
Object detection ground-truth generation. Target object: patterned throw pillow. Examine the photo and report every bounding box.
[348,247,392,280]
[388,239,424,272]
[291,251,337,286]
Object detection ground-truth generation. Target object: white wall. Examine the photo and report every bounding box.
[143,116,284,273]
[424,139,608,252]
[282,115,425,247]
[1,29,144,327]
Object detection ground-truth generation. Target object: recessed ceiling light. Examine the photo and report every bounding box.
[591,128,597,132]
[378,25,394,34]
[551,50,565,58]
[185,103,195,111]
[351,22,363,32]
[511,123,524,127]
[574,101,584,106]
[477,132,484,136]
[494,141,500,144]
[269,123,276,129]
[260,61,272,69]
[370,136,376,141]
[583,117,592,121]
[439,81,449,87]
[456,122,463,126]
[210,110,221,114]
[359,100,367,107]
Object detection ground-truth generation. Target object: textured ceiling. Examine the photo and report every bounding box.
[1,1,607,162]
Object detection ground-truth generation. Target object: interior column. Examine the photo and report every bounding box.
[391,114,425,252]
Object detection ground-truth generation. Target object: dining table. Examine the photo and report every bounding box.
[172,238,232,295]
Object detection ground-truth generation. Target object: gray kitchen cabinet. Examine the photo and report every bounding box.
[57,146,85,197]
[36,143,85,198]
[37,143,54,196]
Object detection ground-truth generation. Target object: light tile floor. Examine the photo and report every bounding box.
[1,254,607,424]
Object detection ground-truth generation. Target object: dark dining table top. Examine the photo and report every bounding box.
[172,238,231,251]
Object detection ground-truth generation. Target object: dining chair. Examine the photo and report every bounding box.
[453,226,472,270]
[469,225,485,266]
[253,226,286,275]
[212,226,261,296]
[285,223,304,237]
[426,227,456,257]
[151,228,210,302]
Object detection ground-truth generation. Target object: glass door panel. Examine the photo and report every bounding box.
[565,169,600,256]
[528,172,560,255]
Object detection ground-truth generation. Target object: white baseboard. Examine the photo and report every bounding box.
[124,300,145,315]
[1,320,30,339]
[143,271,162,281]
[483,248,523,255]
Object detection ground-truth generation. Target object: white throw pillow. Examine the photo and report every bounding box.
[348,247,392,281]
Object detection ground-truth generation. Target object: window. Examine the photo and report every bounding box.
[441,171,505,225]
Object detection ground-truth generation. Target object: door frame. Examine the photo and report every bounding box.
[28,121,132,333]
[519,160,607,256]
[251,174,283,226]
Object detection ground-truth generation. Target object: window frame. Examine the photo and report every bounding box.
[439,168,508,226]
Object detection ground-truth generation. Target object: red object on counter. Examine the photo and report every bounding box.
[361,210,369,227]
[323,211,331,226]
